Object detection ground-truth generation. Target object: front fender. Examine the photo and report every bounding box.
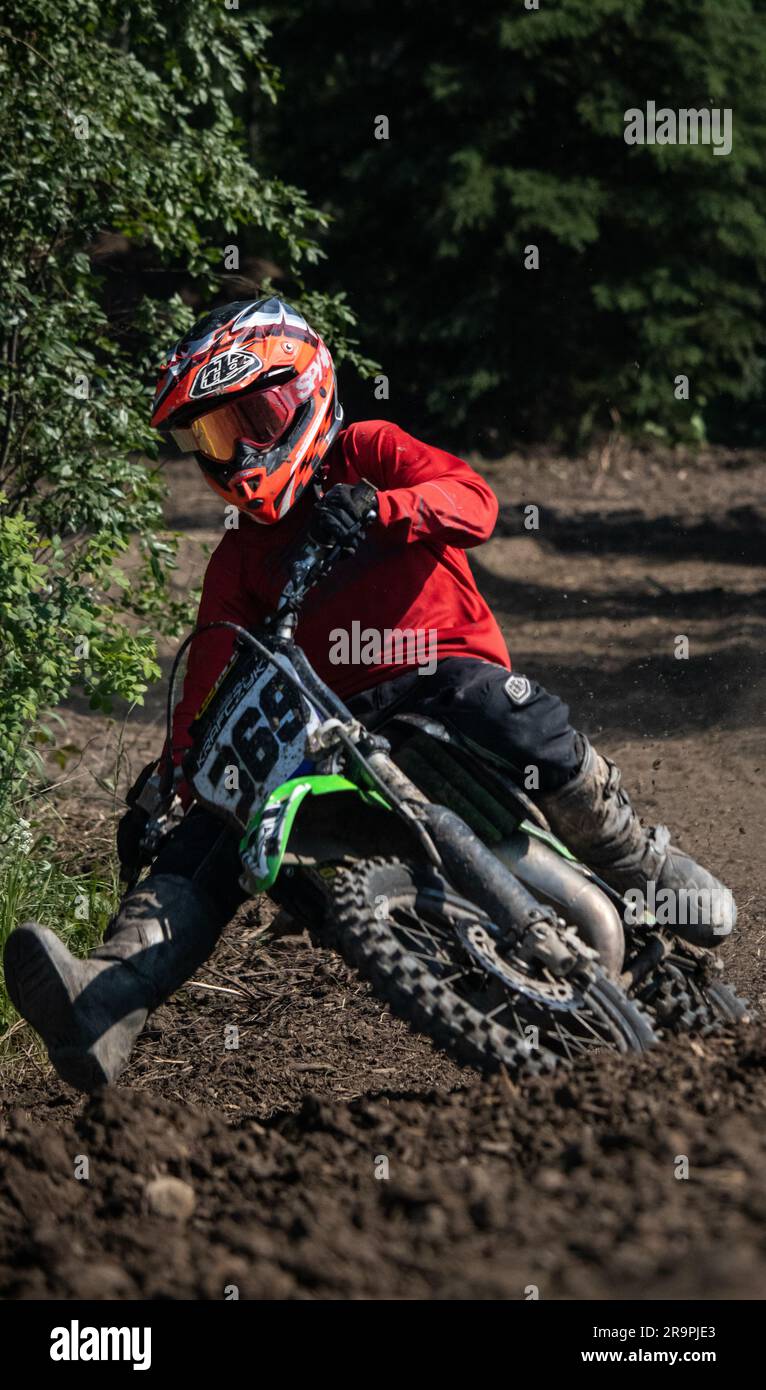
[239,774,389,893]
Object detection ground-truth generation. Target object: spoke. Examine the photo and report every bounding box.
[552,1014,578,1062]
[395,917,452,958]
[395,931,453,968]
[383,901,625,1059]
[510,1003,526,1038]
[564,1006,610,1046]
[438,970,468,987]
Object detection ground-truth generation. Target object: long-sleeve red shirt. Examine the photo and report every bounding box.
[170,419,510,765]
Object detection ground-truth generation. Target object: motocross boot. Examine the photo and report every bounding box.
[3,874,224,1092]
[537,737,736,947]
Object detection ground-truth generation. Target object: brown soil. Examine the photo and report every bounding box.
[1,441,765,1300]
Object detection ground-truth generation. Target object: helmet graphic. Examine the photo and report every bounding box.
[151,297,343,523]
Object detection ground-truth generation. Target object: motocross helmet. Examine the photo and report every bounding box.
[151,297,343,523]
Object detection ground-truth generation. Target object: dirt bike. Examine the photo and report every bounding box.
[149,487,748,1077]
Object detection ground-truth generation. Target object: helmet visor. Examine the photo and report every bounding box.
[170,388,293,463]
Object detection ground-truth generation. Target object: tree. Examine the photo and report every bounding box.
[0,0,368,806]
[265,0,766,446]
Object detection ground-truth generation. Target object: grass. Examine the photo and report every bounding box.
[0,827,119,1052]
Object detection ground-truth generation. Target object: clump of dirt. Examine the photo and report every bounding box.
[1,1025,765,1300]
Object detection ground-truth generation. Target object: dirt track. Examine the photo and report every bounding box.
[1,442,765,1300]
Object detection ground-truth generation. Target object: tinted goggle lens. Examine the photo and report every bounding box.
[170,390,292,463]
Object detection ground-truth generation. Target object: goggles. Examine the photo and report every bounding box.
[170,386,294,464]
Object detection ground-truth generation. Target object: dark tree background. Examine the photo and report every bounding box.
[262,0,766,449]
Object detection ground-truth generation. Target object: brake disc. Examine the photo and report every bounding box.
[455,921,579,1009]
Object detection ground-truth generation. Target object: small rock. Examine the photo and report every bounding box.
[536,1167,567,1192]
[145,1175,196,1221]
[65,1260,136,1299]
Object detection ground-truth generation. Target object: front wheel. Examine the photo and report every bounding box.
[317,857,657,1076]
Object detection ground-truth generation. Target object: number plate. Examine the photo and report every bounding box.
[185,647,320,828]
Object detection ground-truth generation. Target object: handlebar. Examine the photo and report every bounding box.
[271,480,378,640]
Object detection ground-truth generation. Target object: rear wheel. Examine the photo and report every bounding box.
[318,857,657,1075]
[638,943,750,1035]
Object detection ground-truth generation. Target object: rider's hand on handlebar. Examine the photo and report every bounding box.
[310,481,378,553]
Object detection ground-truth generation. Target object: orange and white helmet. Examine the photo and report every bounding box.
[151,297,343,523]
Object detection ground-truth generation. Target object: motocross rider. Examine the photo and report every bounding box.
[3,297,737,1092]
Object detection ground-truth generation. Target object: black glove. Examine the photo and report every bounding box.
[116,759,159,883]
[310,481,378,552]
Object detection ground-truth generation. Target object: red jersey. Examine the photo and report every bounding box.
[170,420,510,764]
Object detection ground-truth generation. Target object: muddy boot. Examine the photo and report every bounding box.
[3,873,224,1092]
[537,738,736,947]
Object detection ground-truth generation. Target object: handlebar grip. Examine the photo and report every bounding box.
[276,479,381,625]
[355,480,378,513]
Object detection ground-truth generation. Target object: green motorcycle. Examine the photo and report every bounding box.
[170,498,746,1076]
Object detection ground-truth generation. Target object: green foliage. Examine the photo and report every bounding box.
[0,817,116,1047]
[0,0,369,802]
[266,0,766,445]
[0,499,160,795]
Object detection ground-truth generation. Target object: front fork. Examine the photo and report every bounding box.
[365,751,584,977]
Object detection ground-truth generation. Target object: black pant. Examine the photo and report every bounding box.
[347,658,579,793]
[149,658,579,907]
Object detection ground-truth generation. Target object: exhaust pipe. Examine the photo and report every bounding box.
[492,830,625,975]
